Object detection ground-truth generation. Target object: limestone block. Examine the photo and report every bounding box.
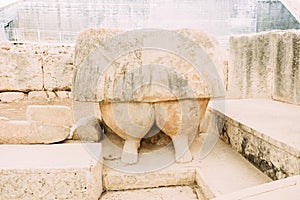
[103,168,194,190]
[73,29,225,102]
[43,51,74,91]
[228,32,274,99]
[0,120,31,144]
[28,91,48,100]
[70,116,102,142]
[95,50,209,102]
[0,92,25,102]
[26,105,73,127]
[228,30,300,104]
[47,91,57,99]
[213,99,300,180]
[73,29,228,164]
[176,29,228,86]
[272,31,300,105]
[56,91,71,99]
[0,120,68,144]
[31,122,70,144]
[0,49,43,91]
[74,29,123,66]
[0,143,102,200]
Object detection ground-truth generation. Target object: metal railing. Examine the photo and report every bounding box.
[2,28,79,44]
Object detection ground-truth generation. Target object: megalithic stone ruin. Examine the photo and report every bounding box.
[72,29,226,164]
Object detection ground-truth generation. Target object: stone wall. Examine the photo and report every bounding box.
[0,42,74,102]
[0,28,228,103]
[228,30,300,105]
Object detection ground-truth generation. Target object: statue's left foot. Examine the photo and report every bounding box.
[172,135,193,163]
[121,139,139,165]
[175,149,193,163]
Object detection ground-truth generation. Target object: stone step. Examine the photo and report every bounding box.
[195,137,271,199]
[0,143,102,200]
[102,133,271,199]
[100,186,200,200]
[0,104,72,144]
[213,174,300,200]
[208,99,300,180]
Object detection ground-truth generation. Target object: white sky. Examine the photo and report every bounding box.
[0,0,19,8]
[280,0,300,22]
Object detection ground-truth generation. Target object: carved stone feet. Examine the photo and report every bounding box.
[100,99,209,165]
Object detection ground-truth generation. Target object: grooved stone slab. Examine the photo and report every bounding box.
[0,143,103,200]
[228,30,300,105]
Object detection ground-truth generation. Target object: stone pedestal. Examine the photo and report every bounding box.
[0,143,103,200]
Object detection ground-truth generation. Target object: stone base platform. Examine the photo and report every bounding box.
[3,98,299,199]
[102,133,271,199]
[209,99,300,180]
[0,143,102,200]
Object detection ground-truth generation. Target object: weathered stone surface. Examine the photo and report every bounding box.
[47,91,57,99]
[100,102,155,140]
[272,31,300,105]
[56,91,71,99]
[74,29,123,66]
[100,102,155,164]
[71,116,102,141]
[95,49,209,102]
[26,105,73,127]
[73,29,225,102]
[0,48,43,91]
[31,121,70,143]
[0,43,74,95]
[154,99,209,162]
[176,29,228,86]
[0,120,31,144]
[212,175,300,200]
[28,91,57,100]
[103,167,195,190]
[0,143,102,200]
[228,30,300,105]
[100,186,198,200]
[43,49,74,91]
[0,92,25,102]
[73,29,227,165]
[102,133,270,194]
[28,91,48,100]
[0,120,68,144]
[211,99,300,180]
[228,32,274,99]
